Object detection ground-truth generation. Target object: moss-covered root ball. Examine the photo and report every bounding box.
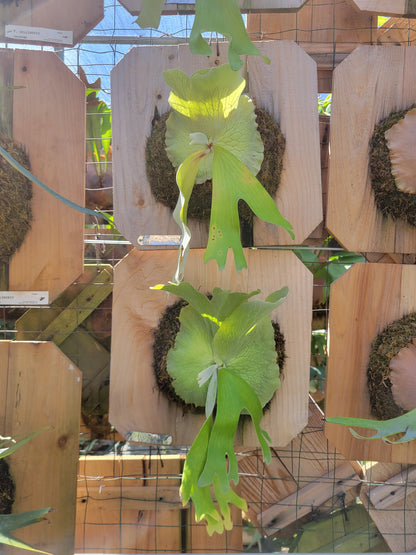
[0,135,32,261]
[369,106,416,227]
[145,107,285,224]
[367,312,416,420]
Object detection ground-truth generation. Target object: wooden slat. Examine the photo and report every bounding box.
[112,40,321,248]
[369,465,416,509]
[0,341,81,555]
[0,0,103,47]
[377,17,416,46]
[6,50,85,302]
[349,0,416,18]
[260,463,362,530]
[16,265,113,341]
[239,398,363,535]
[110,248,312,447]
[0,49,14,137]
[76,455,184,553]
[35,268,112,344]
[249,41,322,246]
[327,45,416,254]
[360,462,416,552]
[325,263,416,463]
[247,0,377,53]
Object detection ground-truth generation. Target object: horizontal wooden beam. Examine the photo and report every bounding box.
[260,463,362,531]
[369,465,416,510]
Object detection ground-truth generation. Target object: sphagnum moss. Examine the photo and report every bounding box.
[0,135,32,261]
[367,313,416,420]
[369,106,416,227]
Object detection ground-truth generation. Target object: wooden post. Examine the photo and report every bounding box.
[0,341,82,555]
[0,49,86,301]
[325,263,416,463]
[327,45,416,254]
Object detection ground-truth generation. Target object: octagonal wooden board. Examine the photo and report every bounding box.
[112,40,321,250]
[327,46,416,254]
[0,49,85,302]
[119,0,309,16]
[325,263,416,463]
[0,341,81,555]
[109,248,313,447]
[348,0,416,18]
[0,0,103,47]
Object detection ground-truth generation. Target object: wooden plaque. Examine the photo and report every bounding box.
[325,263,416,463]
[109,248,313,447]
[0,341,81,555]
[112,41,321,249]
[349,0,416,18]
[0,49,85,302]
[327,46,416,254]
[0,0,103,47]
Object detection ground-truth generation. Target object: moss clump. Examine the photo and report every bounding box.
[145,107,285,226]
[0,135,32,262]
[0,459,15,514]
[152,299,286,413]
[367,312,416,420]
[369,106,416,227]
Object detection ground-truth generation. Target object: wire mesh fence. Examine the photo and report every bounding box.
[1,0,416,552]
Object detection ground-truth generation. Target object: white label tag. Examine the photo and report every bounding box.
[5,25,73,45]
[0,291,49,306]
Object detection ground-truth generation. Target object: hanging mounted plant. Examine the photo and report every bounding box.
[152,281,288,534]
[327,312,416,444]
[0,135,32,289]
[146,107,285,227]
[369,105,416,227]
[160,63,293,280]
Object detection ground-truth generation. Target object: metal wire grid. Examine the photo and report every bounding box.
[1,1,416,552]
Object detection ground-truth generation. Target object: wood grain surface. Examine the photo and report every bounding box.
[327,46,416,254]
[111,40,321,249]
[360,462,416,552]
[0,341,81,555]
[0,0,103,47]
[325,263,416,463]
[349,0,416,17]
[109,248,312,447]
[5,50,85,301]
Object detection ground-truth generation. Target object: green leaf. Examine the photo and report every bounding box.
[165,65,263,183]
[135,0,165,29]
[180,416,247,535]
[190,0,270,70]
[173,149,208,282]
[0,508,52,553]
[204,145,293,270]
[154,282,286,533]
[327,409,416,443]
[198,368,272,493]
[164,64,292,275]
[0,427,50,460]
[165,304,216,407]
